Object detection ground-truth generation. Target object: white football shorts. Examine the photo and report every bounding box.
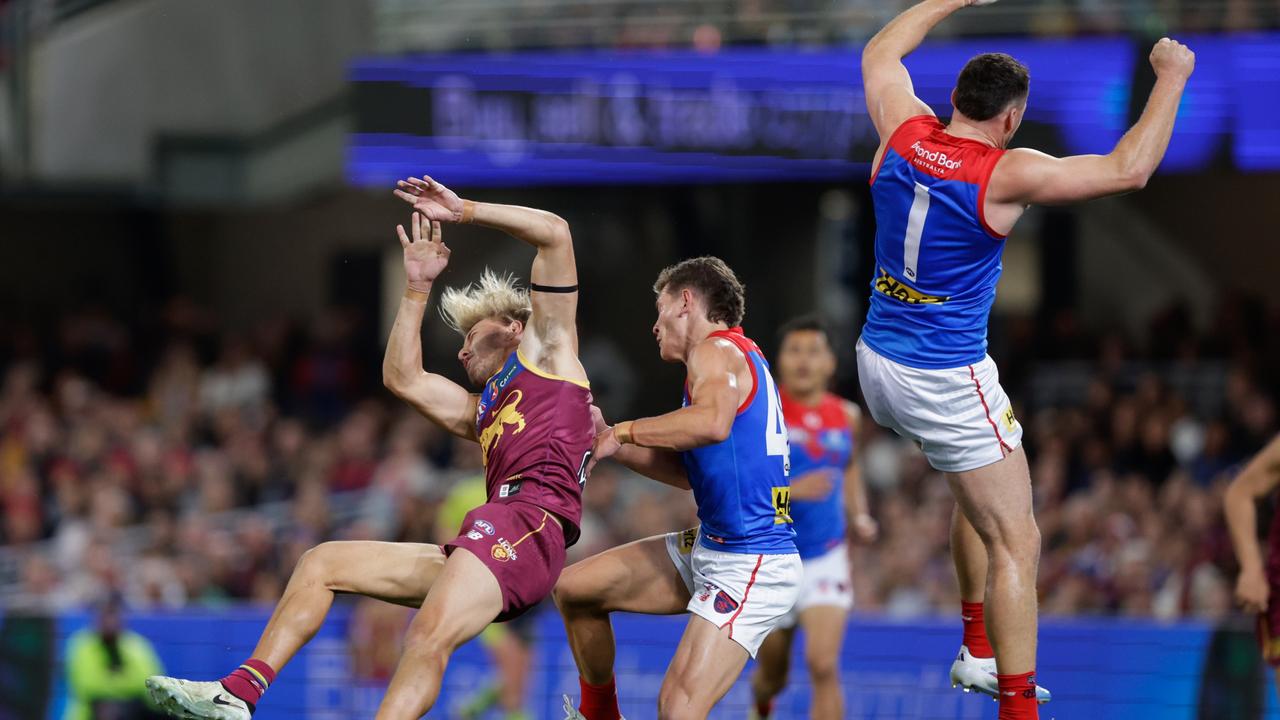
[665,527,802,657]
[777,542,854,629]
[856,337,1023,473]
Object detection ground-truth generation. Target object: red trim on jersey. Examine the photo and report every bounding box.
[976,153,1009,240]
[726,554,764,640]
[969,365,1013,454]
[709,327,760,415]
[869,115,937,186]
[779,390,849,432]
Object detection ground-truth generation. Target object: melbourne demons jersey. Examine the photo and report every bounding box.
[681,328,796,555]
[475,348,593,546]
[861,115,1009,369]
[781,390,853,559]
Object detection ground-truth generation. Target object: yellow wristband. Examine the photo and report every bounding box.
[405,287,429,302]
[460,200,476,224]
[614,420,635,445]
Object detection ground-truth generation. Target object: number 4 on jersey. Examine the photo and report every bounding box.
[761,371,791,474]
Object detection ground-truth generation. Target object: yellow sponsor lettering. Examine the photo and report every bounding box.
[772,486,792,525]
[1002,406,1017,432]
[874,268,949,305]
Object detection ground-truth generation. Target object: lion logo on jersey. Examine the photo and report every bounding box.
[479,389,526,466]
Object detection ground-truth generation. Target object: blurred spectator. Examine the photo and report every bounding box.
[0,295,1275,623]
[63,596,164,720]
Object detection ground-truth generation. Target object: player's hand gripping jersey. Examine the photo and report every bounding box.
[782,391,853,559]
[680,328,796,554]
[862,115,1009,369]
[475,348,594,544]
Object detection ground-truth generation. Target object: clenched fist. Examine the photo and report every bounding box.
[1150,37,1195,80]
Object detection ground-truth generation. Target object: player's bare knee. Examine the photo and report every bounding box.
[752,666,787,698]
[294,542,339,586]
[553,564,603,613]
[656,686,703,720]
[805,651,839,684]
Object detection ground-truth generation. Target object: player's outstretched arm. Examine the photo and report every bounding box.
[589,339,746,480]
[843,402,879,543]
[589,407,690,489]
[394,176,585,382]
[861,0,983,138]
[382,212,479,441]
[1225,434,1280,613]
[990,38,1195,206]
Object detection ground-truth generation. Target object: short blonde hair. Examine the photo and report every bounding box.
[439,269,532,335]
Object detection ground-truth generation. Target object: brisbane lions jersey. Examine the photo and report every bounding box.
[475,349,593,546]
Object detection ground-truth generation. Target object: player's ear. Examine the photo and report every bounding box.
[950,88,959,111]
[680,287,695,316]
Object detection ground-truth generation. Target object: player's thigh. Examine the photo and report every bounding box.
[797,605,848,673]
[404,547,503,651]
[946,446,1037,548]
[660,615,751,718]
[555,533,690,615]
[302,540,446,608]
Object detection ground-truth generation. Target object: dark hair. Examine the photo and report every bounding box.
[954,53,1030,122]
[653,256,746,327]
[777,315,830,345]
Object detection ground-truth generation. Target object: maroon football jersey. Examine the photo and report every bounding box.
[474,348,592,545]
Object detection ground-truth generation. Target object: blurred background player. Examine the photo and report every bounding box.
[857,1,1195,717]
[64,595,164,720]
[1224,433,1280,702]
[749,316,877,720]
[556,257,800,720]
[145,178,593,720]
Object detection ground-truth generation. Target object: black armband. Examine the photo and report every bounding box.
[530,283,579,294]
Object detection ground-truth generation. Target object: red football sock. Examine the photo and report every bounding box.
[961,601,994,658]
[219,659,276,712]
[578,676,621,720]
[755,698,774,718]
[996,671,1039,720]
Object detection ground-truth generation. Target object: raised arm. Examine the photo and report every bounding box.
[382,212,479,440]
[988,38,1195,207]
[589,339,748,483]
[1225,434,1280,614]
[861,0,981,138]
[394,176,585,382]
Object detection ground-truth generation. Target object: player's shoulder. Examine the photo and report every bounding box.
[820,393,860,424]
[690,333,750,370]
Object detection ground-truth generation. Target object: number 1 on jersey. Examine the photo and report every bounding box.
[903,181,931,282]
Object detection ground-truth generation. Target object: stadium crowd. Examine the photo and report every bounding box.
[0,295,1277,624]
[389,0,1280,51]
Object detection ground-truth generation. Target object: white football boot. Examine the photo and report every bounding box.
[146,677,252,720]
[563,694,627,720]
[949,646,1053,704]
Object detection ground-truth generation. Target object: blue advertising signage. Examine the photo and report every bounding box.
[348,35,1280,187]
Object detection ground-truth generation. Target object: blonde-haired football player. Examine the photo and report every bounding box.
[147,177,594,720]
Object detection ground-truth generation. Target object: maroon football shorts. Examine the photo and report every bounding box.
[445,500,566,622]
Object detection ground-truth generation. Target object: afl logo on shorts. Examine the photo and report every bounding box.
[713,590,739,614]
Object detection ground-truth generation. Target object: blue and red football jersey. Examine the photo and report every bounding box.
[782,390,854,559]
[861,115,1009,370]
[681,328,796,555]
